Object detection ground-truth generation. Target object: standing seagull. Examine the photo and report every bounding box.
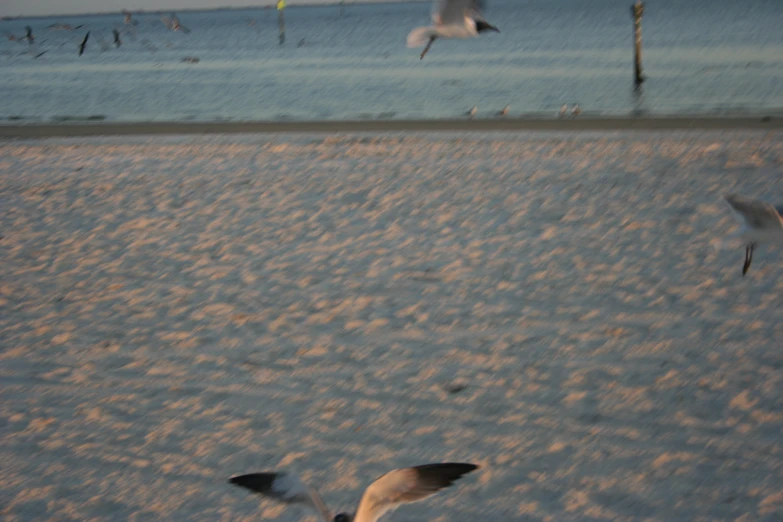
[230,462,478,522]
[78,31,90,56]
[407,0,499,60]
[722,194,783,276]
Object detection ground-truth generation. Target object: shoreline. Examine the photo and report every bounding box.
[1,115,781,138]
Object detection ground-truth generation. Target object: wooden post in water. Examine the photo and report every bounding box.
[277,0,286,45]
[631,0,645,85]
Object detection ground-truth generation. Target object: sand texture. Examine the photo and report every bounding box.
[1,131,783,521]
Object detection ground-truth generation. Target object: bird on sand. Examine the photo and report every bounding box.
[407,0,499,60]
[721,194,783,276]
[229,462,478,522]
[78,32,89,56]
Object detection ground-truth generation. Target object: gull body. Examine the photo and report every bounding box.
[407,0,499,59]
[723,193,783,275]
[230,462,478,522]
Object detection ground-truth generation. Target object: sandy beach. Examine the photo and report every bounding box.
[1,129,783,521]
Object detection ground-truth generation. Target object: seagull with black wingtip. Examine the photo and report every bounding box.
[230,462,478,522]
[78,32,89,56]
[407,0,499,60]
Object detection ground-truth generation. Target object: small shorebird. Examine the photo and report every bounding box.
[498,105,509,116]
[722,194,783,276]
[571,103,581,116]
[467,106,478,118]
[163,13,191,34]
[407,0,500,60]
[78,31,89,56]
[558,104,568,117]
[230,462,478,522]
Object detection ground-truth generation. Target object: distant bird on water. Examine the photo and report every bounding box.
[407,0,500,60]
[122,10,138,26]
[163,13,191,34]
[466,106,478,118]
[113,29,121,47]
[24,26,34,44]
[498,105,509,116]
[721,194,783,276]
[229,462,478,522]
[571,103,581,116]
[558,104,568,117]
[78,32,89,56]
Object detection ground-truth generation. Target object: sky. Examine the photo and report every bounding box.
[1,0,409,18]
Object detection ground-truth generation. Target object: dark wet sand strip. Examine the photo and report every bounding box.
[0,116,780,138]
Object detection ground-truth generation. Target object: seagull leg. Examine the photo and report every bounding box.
[742,243,754,276]
[420,36,436,60]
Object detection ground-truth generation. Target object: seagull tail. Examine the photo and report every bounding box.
[406,26,437,48]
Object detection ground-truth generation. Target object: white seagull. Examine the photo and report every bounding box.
[229,462,478,522]
[722,193,783,276]
[407,0,499,60]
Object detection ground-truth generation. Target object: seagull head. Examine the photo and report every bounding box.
[475,20,500,33]
[333,513,353,522]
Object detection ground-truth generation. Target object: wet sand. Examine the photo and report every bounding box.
[0,115,781,138]
[1,130,783,521]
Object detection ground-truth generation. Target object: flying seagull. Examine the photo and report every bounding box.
[78,31,90,56]
[407,0,499,60]
[229,462,478,522]
[722,194,783,276]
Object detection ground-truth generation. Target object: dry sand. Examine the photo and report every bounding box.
[1,130,783,521]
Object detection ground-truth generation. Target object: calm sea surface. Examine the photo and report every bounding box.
[1,0,782,122]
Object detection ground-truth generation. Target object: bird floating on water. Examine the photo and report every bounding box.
[229,462,478,522]
[408,0,500,60]
[721,194,783,276]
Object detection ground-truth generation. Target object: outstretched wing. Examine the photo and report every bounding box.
[724,194,783,230]
[229,471,333,522]
[432,0,487,25]
[354,463,478,522]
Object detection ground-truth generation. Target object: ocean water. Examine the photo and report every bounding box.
[1,0,782,122]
